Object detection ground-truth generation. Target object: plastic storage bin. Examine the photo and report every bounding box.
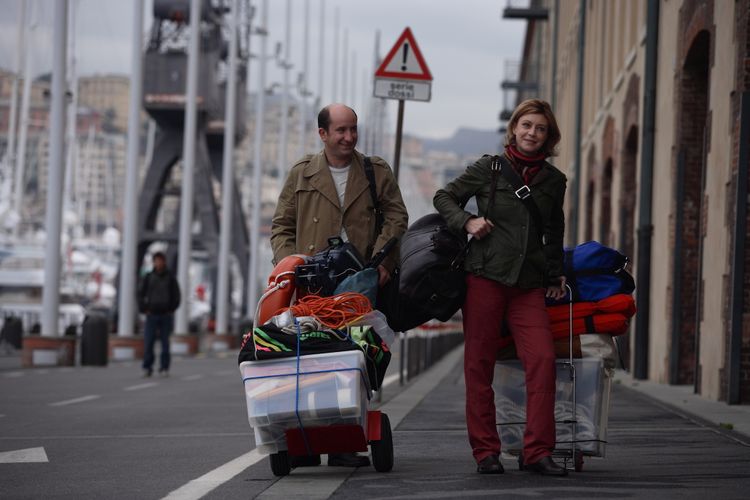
[495,357,613,457]
[240,350,370,454]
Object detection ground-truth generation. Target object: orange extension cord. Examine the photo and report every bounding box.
[272,292,372,330]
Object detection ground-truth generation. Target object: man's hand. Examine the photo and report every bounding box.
[464,217,494,240]
[377,265,390,287]
[545,275,567,300]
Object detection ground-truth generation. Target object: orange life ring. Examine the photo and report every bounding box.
[256,255,307,326]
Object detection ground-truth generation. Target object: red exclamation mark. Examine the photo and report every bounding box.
[401,43,409,71]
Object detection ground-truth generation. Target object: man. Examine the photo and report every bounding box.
[271,103,408,467]
[138,251,181,377]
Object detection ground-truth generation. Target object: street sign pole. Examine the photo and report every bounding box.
[393,99,405,180]
[373,27,432,183]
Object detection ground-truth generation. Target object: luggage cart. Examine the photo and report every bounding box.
[239,349,394,477]
[495,284,613,472]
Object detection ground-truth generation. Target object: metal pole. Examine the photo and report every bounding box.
[216,0,240,336]
[341,29,348,103]
[393,99,404,181]
[350,50,356,110]
[41,0,68,337]
[634,0,659,379]
[297,0,310,159]
[569,0,586,246]
[118,0,144,338]
[317,0,325,104]
[332,7,339,102]
[4,0,26,175]
[277,0,291,193]
[175,0,203,335]
[63,0,77,223]
[247,0,268,314]
[13,6,35,237]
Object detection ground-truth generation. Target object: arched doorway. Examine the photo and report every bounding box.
[671,30,710,386]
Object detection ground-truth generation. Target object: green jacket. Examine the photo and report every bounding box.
[433,154,567,289]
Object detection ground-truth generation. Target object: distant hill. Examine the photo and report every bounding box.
[421,127,502,156]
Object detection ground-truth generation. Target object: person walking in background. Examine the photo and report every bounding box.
[434,99,569,476]
[138,251,181,378]
[271,103,408,468]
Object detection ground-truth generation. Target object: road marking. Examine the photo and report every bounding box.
[124,382,158,391]
[160,449,265,500]
[257,467,354,499]
[381,373,400,389]
[49,395,101,407]
[0,432,250,441]
[0,447,49,463]
[181,374,204,381]
[3,371,24,378]
[0,414,6,418]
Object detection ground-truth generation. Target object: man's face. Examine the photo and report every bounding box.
[319,106,358,164]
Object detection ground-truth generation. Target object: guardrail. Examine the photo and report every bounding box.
[399,321,464,386]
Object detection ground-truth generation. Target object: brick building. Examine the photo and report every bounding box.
[506,0,750,404]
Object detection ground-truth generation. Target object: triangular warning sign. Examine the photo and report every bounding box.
[375,27,432,81]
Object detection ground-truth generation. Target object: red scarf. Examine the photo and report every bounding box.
[504,145,545,185]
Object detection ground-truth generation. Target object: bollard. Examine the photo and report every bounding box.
[81,314,109,366]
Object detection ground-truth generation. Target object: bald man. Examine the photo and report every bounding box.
[271,103,408,286]
[270,104,408,468]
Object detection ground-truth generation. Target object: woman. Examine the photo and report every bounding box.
[434,99,568,476]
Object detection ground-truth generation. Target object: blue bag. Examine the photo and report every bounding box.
[549,241,636,305]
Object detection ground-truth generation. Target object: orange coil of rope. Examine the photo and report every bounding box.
[272,292,373,329]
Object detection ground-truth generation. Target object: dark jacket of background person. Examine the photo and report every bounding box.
[138,268,181,315]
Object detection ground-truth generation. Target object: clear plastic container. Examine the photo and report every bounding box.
[495,357,613,457]
[240,350,370,452]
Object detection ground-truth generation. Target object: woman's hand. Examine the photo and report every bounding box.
[546,275,567,300]
[464,217,494,240]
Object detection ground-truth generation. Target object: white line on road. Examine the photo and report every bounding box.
[3,371,23,378]
[49,395,101,407]
[164,345,465,500]
[160,449,265,500]
[0,447,49,463]
[124,382,158,391]
[181,374,204,381]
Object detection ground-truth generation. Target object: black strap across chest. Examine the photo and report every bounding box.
[493,154,547,248]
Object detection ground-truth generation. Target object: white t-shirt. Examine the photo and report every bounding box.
[329,164,351,241]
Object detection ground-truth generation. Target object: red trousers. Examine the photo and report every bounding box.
[463,274,557,464]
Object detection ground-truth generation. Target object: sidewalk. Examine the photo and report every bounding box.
[614,370,750,441]
[328,347,750,499]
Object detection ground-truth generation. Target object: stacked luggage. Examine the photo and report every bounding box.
[238,238,396,476]
[495,241,636,472]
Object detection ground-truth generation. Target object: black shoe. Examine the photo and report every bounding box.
[525,456,568,476]
[290,454,321,468]
[477,455,504,474]
[143,368,153,378]
[327,452,370,467]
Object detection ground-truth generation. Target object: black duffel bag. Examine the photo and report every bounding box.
[385,213,468,332]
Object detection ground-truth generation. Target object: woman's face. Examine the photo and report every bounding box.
[512,113,549,156]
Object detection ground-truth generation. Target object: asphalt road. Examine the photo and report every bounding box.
[2,348,750,499]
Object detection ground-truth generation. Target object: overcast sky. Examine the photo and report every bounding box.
[0,0,526,139]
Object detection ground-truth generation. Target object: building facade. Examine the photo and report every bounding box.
[507,0,750,403]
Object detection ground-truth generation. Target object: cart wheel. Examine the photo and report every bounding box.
[270,451,291,477]
[370,413,394,472]
[574,450,584,472]
[518,454,525,471]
